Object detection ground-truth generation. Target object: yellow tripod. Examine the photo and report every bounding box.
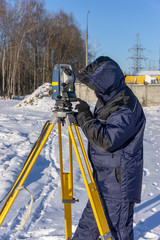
[0,106,111,240]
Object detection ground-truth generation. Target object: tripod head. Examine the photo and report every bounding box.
[54,98,73,111]
[52,98,77,127]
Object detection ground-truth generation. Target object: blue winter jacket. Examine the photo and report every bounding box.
[76,56,146,203]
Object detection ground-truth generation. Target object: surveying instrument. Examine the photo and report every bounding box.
[0,64,111,240]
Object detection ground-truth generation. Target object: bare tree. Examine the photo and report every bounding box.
[0,1,85,97]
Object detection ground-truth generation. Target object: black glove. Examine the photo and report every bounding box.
[75,98,90,113]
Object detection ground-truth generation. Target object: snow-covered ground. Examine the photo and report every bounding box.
[0,84,160,240]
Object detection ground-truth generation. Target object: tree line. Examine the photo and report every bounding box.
[0,0,86,97]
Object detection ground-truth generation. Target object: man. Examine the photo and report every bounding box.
[73,56,146,240]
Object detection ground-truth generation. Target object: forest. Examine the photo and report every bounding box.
[0,0,86,97]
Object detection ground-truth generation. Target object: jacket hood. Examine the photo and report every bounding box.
[77,56,126,103]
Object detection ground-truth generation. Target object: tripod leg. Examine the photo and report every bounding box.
[0,121,56,227]
[67,124,111,240]
[58,123,73,240]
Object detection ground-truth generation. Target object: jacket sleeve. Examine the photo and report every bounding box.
[76,107,142,152]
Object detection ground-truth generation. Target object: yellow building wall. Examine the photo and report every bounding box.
[125,76,160,84]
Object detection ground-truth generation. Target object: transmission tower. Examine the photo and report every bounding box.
[128,33,147,72]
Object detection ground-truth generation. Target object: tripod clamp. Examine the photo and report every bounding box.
[62,198,79,204]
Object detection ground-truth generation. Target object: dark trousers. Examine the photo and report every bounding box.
[72,200,134,240]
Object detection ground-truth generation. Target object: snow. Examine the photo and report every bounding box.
[0,84,160,239]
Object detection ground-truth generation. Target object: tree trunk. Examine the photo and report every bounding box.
[18,67,20,97]
[2,48,5,97]
[46,40,50,82]
[34,48,36,91]
[43,53,45,84]
[7,43,12,98]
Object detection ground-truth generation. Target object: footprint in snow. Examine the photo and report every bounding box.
[143,168,150,176]
[148,192,154,197]
[152,182,158,186]
[143,232,158,239]
[151,208,157,213]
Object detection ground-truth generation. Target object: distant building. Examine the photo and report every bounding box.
[125,71,160,84]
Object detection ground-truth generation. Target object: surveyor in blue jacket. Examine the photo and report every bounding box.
[73,56,146,240]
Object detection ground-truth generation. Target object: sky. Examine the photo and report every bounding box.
[43,0,160,74]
